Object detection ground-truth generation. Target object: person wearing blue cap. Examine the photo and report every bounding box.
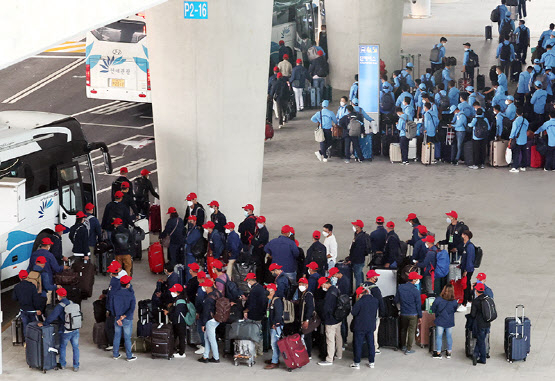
[505,96,517,120]
[544,33,555,52]
[402,97,415,122]
[496,0,509,32]
[514,20,530,64]
[401,63,415,89]
[467,108,490,169]
[421,69,435,92]
[458,93,475,119]
[515,66,534,104]
[496,38,515,79]
[466,86,477,110]
[462,43,478,85]
[493,105,508,138]
[499,13,515,43]
[442,63,454,92]
[544,67,554,101]
[380,83,395,115]
[423,102,441,163]
[415,83,428,119]
[534,110,555,171]
[539,24,555,50]
[509,108,530,173]
[395,106,410,165]
[530,81,548,123]
[312,100,338,163]
[448,80,460,108]
[495,66,509,94]
[449,105,467,165]
[491,83,508,113]
[337,96,349,121]
[532,59,542,77]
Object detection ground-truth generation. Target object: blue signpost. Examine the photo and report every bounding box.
[184,1,208,19]
[358,44,380,130]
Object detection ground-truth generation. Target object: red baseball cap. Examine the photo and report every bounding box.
[476,273,486,281]
[212,259,223,269]
[56,288,67,297]
[85,203,95,210]
[376,216,385,223]
[356,286,366,296]
[283,54,289,59]
[386,221,395,229]
[475,283,485,292]
[277,73,283,78]
[119,167,128,174]
[318,277,329,288]
[256,216,266,224]
[224,222,235,229]
[140,169,150,176]
[242,204,254,211]
[408,272,423,280]
[112,218,123,225]
[188,262,200,272]
[121,182,130,189]
[202,221,215,229]
[169,284,183,293]
[405,213,417,222]
[265,283,277,291]
[298,277,308,284]
[417,225,428,235]
[167,207,177,214]
[197,271,207,279]
[446,210,458,219]
[120,275,132,285]
[186,192,197,201]
[296,59,302,64]
[295,239,299,247]
[281,225,291,234]
[55,224,65,232]
[107,262,121,274]
[290,227,296,235]
[244,272,257,281]
[208,200,219,207]
[422,235,435,244]
[328,267,340,277]
[114,191,124,198]
[313,230,321,239]
[317,50,324,56]
[19,270,28,279]
[366,269,381,278]
[306,261,319,270]
[279,40,284,45]
[273,66,279,72]
[200,279,214,288]
[36,256,47,264]
[41,238,53,245]
[269,263,282,271]
[76,211,86,218]
[352,219,364,228]
[187,215,197,221]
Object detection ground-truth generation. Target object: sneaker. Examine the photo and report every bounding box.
[323,158,328,162]
[405,349,415,355]
[58,366,66,370]
[453,161,459,166]
[404,161,410,165]
[401,347,407,352]
[127,356,137,362]
[344,160,350,164]
[73,368,79,372]
[350,363,360,369]
[318,361,333,366]
[278,125,283,129]
[520,167,526,172]
[446,351,452,359]
[457,304,467,312]
[197,357,209,363]
[509,168,519,173]
[208,358,220,363]
[432,352,443,359]
[194,346,205,355]
[375,348,381,354]
[174,353,186,358]
[113,354,121,360]
[105,346,113,351]
[480,165,485,169]
[368,363,375,368]
[545,168,549,171]
[315,151,323,162]
[468,165,479,170]
[431,160,437,164]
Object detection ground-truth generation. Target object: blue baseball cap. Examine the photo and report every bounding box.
[419,83,427,90]
[534,59,540,64]
[507,95,514,101]
[546,66,552,71]
[321,100,329,108]
[383,82,392,90]
[534,80,542,87]
[406,62,414,68]
[465,86,474,92]
[450,105,458,113]
[352,98,359,106]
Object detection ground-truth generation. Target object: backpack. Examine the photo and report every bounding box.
[311,247,328,273]
[26,271,43,294]
[212,294,231,323]
[215,274,243,301]
[481,295,497,323]
[381,92,394,112]
[430,44,441,62]
[467,50,479,68]
[363,232,372,255]
[500,43,511,61]
[435,250,450,278]
[176,299,196,325]
[433,70,443,87]
[133,177,147,199]
[332,289,352,321]
[500,21,513,41]
[282,298,296,324]
[534,73,549,90]
[490,6,500,22]
[307,46,319,61]
[113,230,130,251]
[191,235,208,259]
[60,301,82,330]
[474,92,486,108]
[348,115,362,137]
[316,59,329,77]
[474,246,483,268]
[518,27,529,46]
[81,216,93,235]
[398,72,408,88]
[474,118,489,139]
[439,94,450,111]
[423,77,434,92]
[405,120,417,139]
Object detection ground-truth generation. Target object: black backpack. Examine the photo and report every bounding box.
[500,43,511,61]
[215,274,243,301]
[439,94,450,111]
[381,92,394,112]
[474,118,489,139]
[311,247,327,273]
[490,6,500,23]
[133,177,147,199]
[467,50,479,68]
[191,232,208,259]
[481,295,497,323]
[474,246,483,268]
[332,289,352,321]
[317,59,329,77]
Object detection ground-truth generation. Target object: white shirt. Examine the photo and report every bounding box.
[324,235,338,264]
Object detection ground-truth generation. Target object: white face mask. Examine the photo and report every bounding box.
[331,277,338,286]
[505,100,510,105]
[322,231,329,237]
[201,287,206,292]
[171,292,178,298]
[446,217,452,224]
[322,286,328,292]
[187,201,193,207]
[415,279,420,285]
[247,283,253,289]
[464,48,468,51]
[298,285,307,292]
[225,229,231,234]
[244,210,249,217]
[352,226,357,233]
[204,229,209,235]
[408,222,413,226]
[340,101,346,107]
[257,223,264,229]
[209,207,215,214]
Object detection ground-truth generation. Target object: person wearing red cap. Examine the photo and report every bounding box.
[238,204,256,251]
[210,259,229,295]
[84,203,101,261]
[270,67,291,128]
[474,273,494,299]
[109,217,134,276]
[351,285,379,369]
[309,43,329,107]
[249,217,268,282]
[185,192,205,227]
[203,221,225,271]
[318,277,343,366]
[134,169,159,217]
[460,230,477,311]
[184,216,203,281]
[395,271,423,354]
[27,237,67,281]
[222,222,241,278]
[13,269,45,336]
[278,51,293,79]
[69,211,91,263]
[362,269,385,354]
[278,39,293,64]
[306,231,327,277]
[306,262,321,294]
[198,278,222,363]
[101,189,133,233]
[405,213,422,247]
[412,225,429,263]
[265,228,300,285]
[469,282,491,365]
[111,167,134,202]
[384,221,402,269]
[268,263,290,299]
[297,277,316,358]
[348,220,369,288]
[368,217,386,266]
[437,211,468,263]
[160,207,185,266]
[29,255,58,300]
[207,200,226,234]
[242,272,266,357]
[165,283,188,358]
[120,181,139,216]
[51,224,68,266]
[110,275,137,361]
[416,235,438,294]
[264,283,284,369]
[290,57,309,111]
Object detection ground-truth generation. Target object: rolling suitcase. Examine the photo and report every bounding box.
[378,316,399,349]
[465,328,490,358]
[421,142,435,165]
[93,321,108,348]
[464,141,474,166]
[530,145,544,168]
[148,242,165,274]
[12,315,25,346]
[233,340,256,366]
[303,89,311,109]
[485,25,493,40]
[151,315,174,359]
[174,264,186,286]
[228,320,263,342]
[504,304,531,356]
[373,269,397,297]
[489,139,509,166]
[93,299,107,323]
[476,70,486,91]
[72,261,95,299]
[277,333,310,371]
[187,321,202,345]
[149,204,162,233]
[408,138,417,160]
[25,322,58,373]
[389,143,402,163]
[96,241,114,275]
[416,311,435,347]
[336,261,353,296]
[323,84,333,101]
[137,299,154,337]
[53,269,78,286]
[429,326,448,353]
[310,87,316,108]
[265,122,274,141]
[373,132,382,156]
[356,133,373,160]
[66,285,82,306]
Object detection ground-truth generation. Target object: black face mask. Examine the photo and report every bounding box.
[188,223,195,229]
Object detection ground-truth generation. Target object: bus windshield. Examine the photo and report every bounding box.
[91,20,146,43]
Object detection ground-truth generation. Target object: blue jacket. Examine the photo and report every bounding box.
[110,285,136,321]
[535,118,555,147]
[442,68,453,90]
[311,108,338,130]
[265,236,300,273]
[396,91,415,108]
[517,71,532,94]
[289,65,309,88]
[407,224,420,246]
[453,112,467,132]
[458,101,474,119]
[397,114,408,137]
[50,234,63,265]
[448,87,460,107]
[515,25,530,46]
[275,272,290,298]
[12,280,43,311]
[369,226,387,253]
[510,116,529,145]
[496,41,515,63]
[185,226,202,255]
[395,283,422,318]
[468,115,490,141]
[269,297,284,327]
[498,4,509,23]
[531,89,548,115]
[461,241,476,273]
[351,294,379,332]
[336,275,350,295]
[353,106,373,122]
[417,246,437,277]
[541,50,555,68]
[492,91,508,112]
[44,297,72,330]
[431,43,445,65]
[430,296,458,328]
[476,281,494,299]
[245,283,267,320]
[209,230,225,259]
[69,223,89,255]
[160,217,185,246]
[412,239,427,263]
[423,109,439,137]
[416,91,427,110]
[106,276,121,315]
[498,73,509,92]
[495,112,507,137]
[200,290,218,326]
[307,272,320,294]
[349,231,368,265]
[540,29,554,49]
[225,230,241,260]
[349,82,358,100]
[85,214,102,247]
[505,103,516,120]
[401,69,415,88]
[322,285,341,325]
[167,272,180,289]
[336,105,348,120]
[28,249,64,280]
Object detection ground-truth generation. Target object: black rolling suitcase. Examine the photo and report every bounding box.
[464,141,474,166]
[378,316,399,349]
[151,314,174,359]
[187,321,202,345]
[485,25,492,40]
[25,322,58,373]
[12,315,25,346]
[372,132,382,156]
[505,304,531,361]
[96,241,114,275]
[72,261,95,299]
[476,71,486,91]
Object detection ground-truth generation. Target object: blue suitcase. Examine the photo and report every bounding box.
[505,304,531,361]
[25,322,58,373]
[355,133,373,160]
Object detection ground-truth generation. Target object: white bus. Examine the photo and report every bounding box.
[85,16,151,103]
[0,111,112,287]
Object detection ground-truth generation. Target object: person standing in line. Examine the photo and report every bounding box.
[350,286,379,369]
[509,108,530,173]
[264,283,284,370]
[395,272,422,355]
[430,284,459,359]
[459,230,476,312]
[84,203,102,265]
[290,59,309,112]
[318,277,343,367]
[470,283,491,365]
[110,275,137,362]
[467,108,491,170]
[534,110,555,171]
[312,100,338,163]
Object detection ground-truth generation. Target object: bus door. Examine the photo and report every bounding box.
[57,162,85,247]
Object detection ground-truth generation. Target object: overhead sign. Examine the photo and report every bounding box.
[358,44,380,126]
[184,1,208,19]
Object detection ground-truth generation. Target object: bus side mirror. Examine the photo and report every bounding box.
[86,142,113,174]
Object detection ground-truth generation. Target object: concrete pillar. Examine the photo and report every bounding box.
[325,0,404,90]
[146,0,272,225]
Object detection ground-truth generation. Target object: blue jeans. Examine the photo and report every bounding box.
[474,327,489,362]
[197,320,205,346]
[353,330,375,364]
[270,326,282,364]
[203,318,220,360]
[455,131,466,161]
[353,263,364,288]
[113,319,133,359]
[20,311,37,337]
[313,78,325,106]
[60,330,80,368]
[436,326,453,352]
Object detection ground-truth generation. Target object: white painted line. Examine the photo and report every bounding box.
[139,115,153,119]
[2,58,84,104]
[32,55,85,59]
[71,100,121,117]
[91,102,142,115]
[81,122,153,130]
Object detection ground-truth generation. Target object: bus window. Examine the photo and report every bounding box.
[76,155,94,207]
[91,21,146,43]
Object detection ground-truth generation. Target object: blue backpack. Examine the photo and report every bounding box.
[435,250,450,278]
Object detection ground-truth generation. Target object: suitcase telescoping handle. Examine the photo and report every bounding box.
[515,304,525,325]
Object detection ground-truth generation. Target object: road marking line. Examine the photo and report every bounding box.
[2,58,84,104]
[71,100,121,117]
[91,102,142,115]
[32,55,85,59]
[45,43,86,52]
[81,122,154,130]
